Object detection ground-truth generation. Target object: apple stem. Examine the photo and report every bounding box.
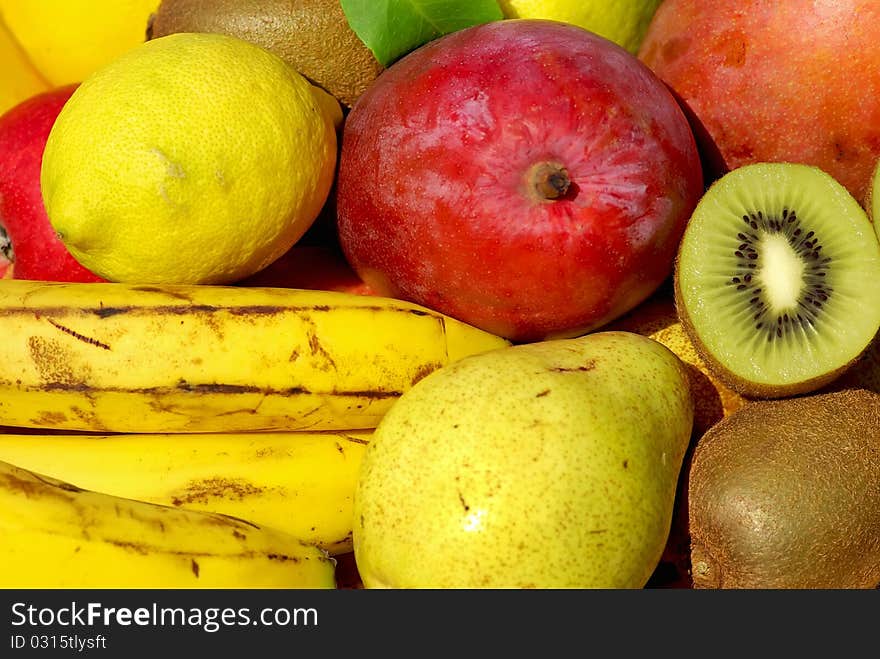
[530,162,571,201]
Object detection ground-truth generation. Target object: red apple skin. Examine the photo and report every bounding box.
[336,19,703,342]
[638,0,880,202]
[0,85,105,283]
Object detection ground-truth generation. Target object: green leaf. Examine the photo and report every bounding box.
[340,0,504,68]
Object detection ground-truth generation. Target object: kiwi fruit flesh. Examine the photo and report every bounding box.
[147,0,384,108]
[675,162,880,398]
[688,388,880,589]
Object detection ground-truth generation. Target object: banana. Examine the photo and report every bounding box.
[0,458,336,588]
[0,279,509,432]
[0,429,370,555]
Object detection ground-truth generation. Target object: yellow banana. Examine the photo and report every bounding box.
[0,458,336,588]
[0,430,370,555]
[0,279,509,432]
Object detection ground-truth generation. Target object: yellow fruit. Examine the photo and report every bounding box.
[147,0,384,109]
[0,430,370,556]
[41,32,339,285]
[606,288,747,436]
[0,15,49,115]
[0,0,159,86]
[354,332,693,588]
[0,279,510,433]
[498,0,662,54]
[0,458,335,588]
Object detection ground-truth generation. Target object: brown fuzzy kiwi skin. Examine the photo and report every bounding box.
[687,389,880,589]
[672,250,871,400]
[147,0,384,108]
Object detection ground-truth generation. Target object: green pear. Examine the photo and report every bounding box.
[352,330,694,588]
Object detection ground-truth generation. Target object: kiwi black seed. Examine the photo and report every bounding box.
[674,162,880,399]
[687,388,880,589]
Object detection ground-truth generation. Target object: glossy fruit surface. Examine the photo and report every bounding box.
[337,19,702,342]
[0,85,104,282]
[639,0,880,201]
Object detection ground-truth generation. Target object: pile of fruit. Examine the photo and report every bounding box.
[0,0,878,590]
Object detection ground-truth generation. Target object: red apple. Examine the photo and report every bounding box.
[336,19,703,342]
[638,0,880,202]
[0,85,104,282]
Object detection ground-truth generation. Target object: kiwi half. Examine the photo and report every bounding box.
[687,389,880,589]
[674,162,880,398]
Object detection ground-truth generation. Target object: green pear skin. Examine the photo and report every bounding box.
[352,331,694,588]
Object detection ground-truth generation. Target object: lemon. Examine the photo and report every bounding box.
[0,0,160,85]
[41,32,339,285]
[498,0,663,54]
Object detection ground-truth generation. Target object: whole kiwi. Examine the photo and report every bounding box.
[147,0,384,108]
[688,388,880,589]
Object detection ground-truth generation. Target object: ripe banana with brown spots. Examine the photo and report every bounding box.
[0,279,509,433]
[0,429,370,555]
[0,458,336,588]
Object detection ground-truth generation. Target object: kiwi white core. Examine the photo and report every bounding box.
[676,162,880,391]
[757,233,804,310]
